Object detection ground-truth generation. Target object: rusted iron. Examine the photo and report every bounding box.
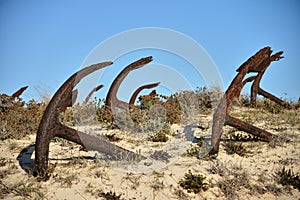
[106,56,153,110]
[225,115,276,140]
[129,82,160,106]
[210,47,281,156]
[35,62,143,179]
[249,52,289,108]
[12,86,28,98]
[235,76,256,97]
[235,51,288,108]
[257,87,288,106]
[83,84,103,104]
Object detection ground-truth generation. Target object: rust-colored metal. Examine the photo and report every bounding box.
[250,51,286,107]
[83,84,103,104]
[210,47,281,156]
[106,56,153,110]
[257,87,288,106]
[225,115,277,140]
[235,51,288,108]
[129,82,160,106]
[235,76,256,97]
[35,62,143,178]
[12,86,28,98]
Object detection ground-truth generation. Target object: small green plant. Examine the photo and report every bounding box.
[186,145,200,157]
[55,173,79,188]
[150,131,168,142]
[274,167,300,191]
[96,190,123,200]
[223,141,248,156]
[185,137,212,159]
[179,170,209,193]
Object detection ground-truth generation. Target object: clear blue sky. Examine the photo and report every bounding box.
[0,0,299,102]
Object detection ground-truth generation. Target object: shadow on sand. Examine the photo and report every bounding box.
[16,144,96,174]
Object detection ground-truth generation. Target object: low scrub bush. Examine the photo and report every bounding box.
[0,94,45,140]
[179,170,209,193]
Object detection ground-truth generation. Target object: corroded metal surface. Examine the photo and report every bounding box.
[12,86,28,98]
[235,50,286,107]
[33,48,290,173]
[250,51,284,107]
[83,85,103,104]
[35,62,142,178]
[106,56,153,110]
[210,47,281,156]
[129,82,160,106]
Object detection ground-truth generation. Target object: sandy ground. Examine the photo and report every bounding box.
[1,107,300,200]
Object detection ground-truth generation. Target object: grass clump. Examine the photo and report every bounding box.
[261,98,286,114]
[0,180,44,199]
[218,171,249,199]
[179,170,209,193]
[54,172,79,188]
[223,141,249,156]
[217,165,251,199]
[274,167,300,191]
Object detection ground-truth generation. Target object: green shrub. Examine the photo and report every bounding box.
[179,170,209,193]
